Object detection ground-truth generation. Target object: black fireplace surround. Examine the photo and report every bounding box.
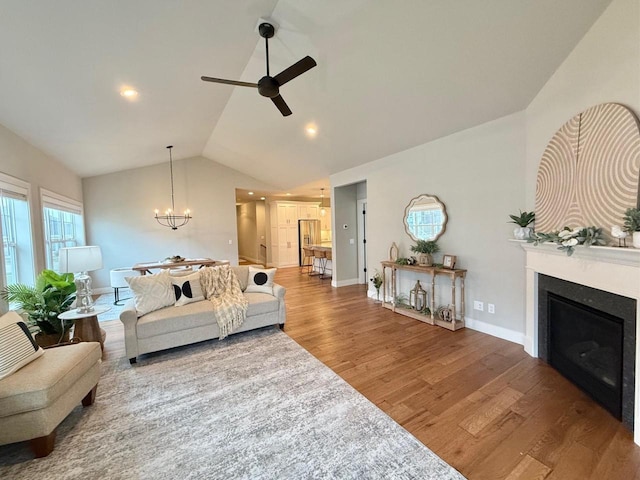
[538,274,636,431]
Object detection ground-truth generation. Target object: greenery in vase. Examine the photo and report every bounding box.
[508,210,535,227]
[528,226,606,256]
[395,257,410,265]
[410,240,440,255]
[0,270,77,335]
[370,271,383,290]
[623,208,640,232]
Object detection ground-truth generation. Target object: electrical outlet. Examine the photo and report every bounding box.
[488,303,495,314]
[473,301,484,311]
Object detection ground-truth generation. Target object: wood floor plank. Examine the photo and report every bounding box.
[459,386,523,436]
[504,455,551,480]
[98,266,640,480]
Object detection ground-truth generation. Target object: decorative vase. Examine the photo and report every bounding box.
[375,287,381,304]
[35,330,70,348]
[633,231,640,249]
[513,227,532,240]
[417,253,433,266]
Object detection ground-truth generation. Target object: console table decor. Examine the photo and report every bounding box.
[381,261,466,331]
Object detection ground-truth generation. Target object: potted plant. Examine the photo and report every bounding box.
[623,207,640,248]
[509,210,535,239]
[410,240,439,266]
[0,270,77,347]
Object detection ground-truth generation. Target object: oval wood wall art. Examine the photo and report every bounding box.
[535,103,640,243]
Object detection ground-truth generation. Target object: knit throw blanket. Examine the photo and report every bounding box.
[199,265,248,340]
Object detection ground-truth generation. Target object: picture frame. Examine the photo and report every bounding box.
[442,254,457,269]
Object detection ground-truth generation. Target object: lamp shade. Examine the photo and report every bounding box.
[58,246,103,273]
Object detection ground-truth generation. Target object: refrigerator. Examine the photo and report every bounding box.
[298,219,321,266]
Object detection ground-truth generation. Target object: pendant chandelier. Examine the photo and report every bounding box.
[154,145,192,230]
[320,188,326,216]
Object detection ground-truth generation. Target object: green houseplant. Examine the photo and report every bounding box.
[1,269,77,345]
[508,210,535,239]
[410,240,439,266]
[623,208,640,248]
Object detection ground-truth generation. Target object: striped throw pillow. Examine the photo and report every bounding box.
[0,311,44,380]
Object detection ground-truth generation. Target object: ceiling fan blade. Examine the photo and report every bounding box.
[273,56,317,86]
[200,76,258,88]
[271,94,292,117]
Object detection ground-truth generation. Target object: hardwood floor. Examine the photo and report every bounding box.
[100,266,640,479]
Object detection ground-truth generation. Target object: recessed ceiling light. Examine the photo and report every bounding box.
[120,88,138,99]
[248,191,254,195]
[286,193,291,196]
[260,196,266,200]
[305,124,318,137]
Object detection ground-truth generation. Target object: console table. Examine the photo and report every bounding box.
[381,261,466,331]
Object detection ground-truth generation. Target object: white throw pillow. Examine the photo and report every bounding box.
[245,266,276,294]
[171,271,205,307]
[126,270,175,316]
[0,311,44,380]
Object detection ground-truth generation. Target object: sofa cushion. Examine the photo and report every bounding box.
[0,342,101,418]
[136,300,217,339]
[171,272,205,307]
[245,292,279,316]
[246,267,276,294]
[0,312,44,380]
[126,270,175,316]
[230,266,249,291]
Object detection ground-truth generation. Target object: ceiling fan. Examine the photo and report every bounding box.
[201,22,317,117]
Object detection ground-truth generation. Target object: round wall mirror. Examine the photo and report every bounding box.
[403,194,448,242]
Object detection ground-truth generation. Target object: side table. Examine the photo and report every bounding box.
[59,305,110,352]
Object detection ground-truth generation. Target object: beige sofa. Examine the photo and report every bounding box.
[119,266,286,364]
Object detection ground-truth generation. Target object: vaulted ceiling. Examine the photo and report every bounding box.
[0,0,612,193]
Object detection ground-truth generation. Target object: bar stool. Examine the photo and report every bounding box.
[301,247,315,275]
[321,250,332,280]
[312,249,326,277]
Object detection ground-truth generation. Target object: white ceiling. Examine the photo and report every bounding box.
[0,0,612,194]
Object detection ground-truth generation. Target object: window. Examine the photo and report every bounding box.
[41,189,85,271]
[0,173,35,287]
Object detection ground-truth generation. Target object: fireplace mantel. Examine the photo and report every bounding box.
[515,239,640,443]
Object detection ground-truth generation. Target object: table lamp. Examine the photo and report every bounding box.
[58,246,103,313]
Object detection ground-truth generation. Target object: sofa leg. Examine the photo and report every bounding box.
[82,385,98,407]
[30,430,56,458]
[129,357,137,365]
[278,323,285,330]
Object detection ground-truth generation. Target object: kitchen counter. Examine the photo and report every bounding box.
[309,245,332,277]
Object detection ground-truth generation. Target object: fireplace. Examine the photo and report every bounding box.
[537,274,636,430]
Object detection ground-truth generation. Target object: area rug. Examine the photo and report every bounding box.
[0,328,465,479]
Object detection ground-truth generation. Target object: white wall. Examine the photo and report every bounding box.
[236,201,266,264]
[83,156,275,289]
[0,123,83,274]
[329,0,639,343]
[333,184,359,284]
[525,0,640,208]
[332,112,527,338]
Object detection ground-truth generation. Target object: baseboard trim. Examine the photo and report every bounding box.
[239,256,263,265]
[465,317,525,345]
[333,278,359,287]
